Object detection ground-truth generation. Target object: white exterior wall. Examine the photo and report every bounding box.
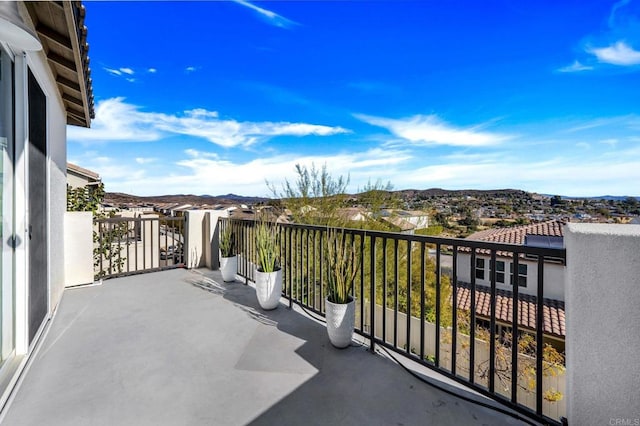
[565,224,640,426]
[405,215,429,229]
[185,210,229,269]
[64,212,94,287]
[456,253,565,301]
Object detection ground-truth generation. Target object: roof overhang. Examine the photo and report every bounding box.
[24,1,94,128]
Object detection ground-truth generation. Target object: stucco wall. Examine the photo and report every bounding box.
[64,212,94,287]
[185,210,229,269]
[457,253,565,301]
[565,224,640,426]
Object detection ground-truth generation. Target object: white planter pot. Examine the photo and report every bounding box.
[255,268,282,310]
[325,297,355,348]
[220,255,237,282]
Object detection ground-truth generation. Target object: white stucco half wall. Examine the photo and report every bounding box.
[564,223,640,426]
[63,212,94,287]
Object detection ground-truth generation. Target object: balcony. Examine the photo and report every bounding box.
[7,213,638,425]
[1,268,530,425]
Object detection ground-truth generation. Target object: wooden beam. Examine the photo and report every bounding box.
[37,24,73,51]
[47,51,76,72]
[56,75,81,92]
[67,116,86,127]
[67,109,86,121]
[62,93,84,108]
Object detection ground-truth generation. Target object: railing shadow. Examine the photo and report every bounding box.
[186,270,531,426]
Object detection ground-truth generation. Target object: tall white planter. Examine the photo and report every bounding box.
[220,255,237,282]
[325,297,355,348]
[255,268,282,310]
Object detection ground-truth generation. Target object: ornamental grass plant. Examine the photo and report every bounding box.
[256,220,280,273]
[326,228,361,304]
[219,224,235,258]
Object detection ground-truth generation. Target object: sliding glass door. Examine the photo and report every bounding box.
[0,47,16,367]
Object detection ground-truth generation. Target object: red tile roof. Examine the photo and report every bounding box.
[455,282,565,338]
[460,220,566,258]
[466,220,564,245]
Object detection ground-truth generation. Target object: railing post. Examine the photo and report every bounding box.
[369,234,376,353]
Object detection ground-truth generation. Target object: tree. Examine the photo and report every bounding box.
[357,178,400,218]
[67,183,104,213]
[550,195,563,207]
[267,163,350,226]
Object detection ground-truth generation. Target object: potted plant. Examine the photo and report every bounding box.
[254,220,282,310]
[325,228,361,348]
[219,223,237,282]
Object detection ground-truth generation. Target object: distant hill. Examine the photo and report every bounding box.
[541,194,640,201]
[393,188,529,199]
[104,192,270,206]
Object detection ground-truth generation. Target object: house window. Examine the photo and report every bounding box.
[510,263,527,287]
[475,258,485,280]
[496,261,505,283]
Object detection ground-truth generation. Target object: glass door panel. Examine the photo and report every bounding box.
[0,47,15,366]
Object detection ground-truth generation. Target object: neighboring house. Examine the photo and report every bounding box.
[456,220,566,347]
[380,209,430,234]
[0,0,94,409]
[66,162,100,189]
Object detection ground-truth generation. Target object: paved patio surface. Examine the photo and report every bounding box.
[1,268,531,425]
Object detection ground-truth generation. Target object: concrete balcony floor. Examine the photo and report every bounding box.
[1,268,531,425]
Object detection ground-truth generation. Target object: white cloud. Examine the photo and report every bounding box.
[126,78,135,83]
[233,0,299,29]
[68,98,162,142]
[185,66,197,73]
[85,146,640,197]
[564,115,640,133]
[105,67,137,77]
[75,147,411,197]
[588,41,640,66]
[558,60,593,73]
[576,142,591,149]
[394,157,640,197]
[356,114,510,147]
[148,68,157,73]
[68,97,349,147]
[135,157,156,164]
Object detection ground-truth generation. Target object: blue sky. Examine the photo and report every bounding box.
[68,0,640,197]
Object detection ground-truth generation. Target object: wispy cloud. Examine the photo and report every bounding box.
[608,0,632,28]
[355,114,511,147]
[185,66,198,73]
[148,68,157,73]
[233,0,299,29]
[135,157,157,164]
[104,66,137,82]
[588,41,640,66]
[576,142,591,149]
[564,115,640,133]
[68,97,349,148]
[104,67,122,76]
[558,60,593,73]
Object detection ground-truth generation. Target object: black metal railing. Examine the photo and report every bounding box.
[223,217,567,425]
[94,216,185,279]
